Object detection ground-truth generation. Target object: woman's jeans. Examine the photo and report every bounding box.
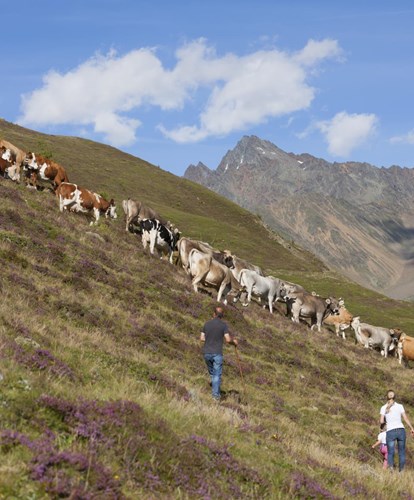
[386,428,406,471]
[204,354,223,399]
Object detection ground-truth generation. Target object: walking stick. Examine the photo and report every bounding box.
[234,345,247,398]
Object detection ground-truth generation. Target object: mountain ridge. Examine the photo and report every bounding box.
[184,135,414,299]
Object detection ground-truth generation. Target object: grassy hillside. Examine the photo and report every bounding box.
[1,121,414,498]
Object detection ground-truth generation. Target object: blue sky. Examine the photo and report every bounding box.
[3,1,414,175]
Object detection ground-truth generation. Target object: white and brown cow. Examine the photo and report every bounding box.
[0,140,26,182]
[24,152,69,190]
[140,218,180,263]
[188,249,236,304]
[55,182,117,225]
[0,152,14,178]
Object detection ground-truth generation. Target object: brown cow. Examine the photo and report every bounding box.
[397,333,414,366]
[24,152,69,190]
[323,300,353,339]
[56,182,117,225]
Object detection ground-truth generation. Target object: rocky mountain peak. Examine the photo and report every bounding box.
[216,135,296,174]
[183,135,414,299]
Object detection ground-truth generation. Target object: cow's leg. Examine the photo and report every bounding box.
[59,195,64,212]
[149,231,157,256]
[141,232,148,251]
[191,272,205,293]
[125,215,131,232]
[268,296,273,314]
[220,281,232,305]
[242,286,253,307]
[168,248,174,264]
[291,310,300,323]
[398,343,403,364]
[217,280,228,303]
[311,313,322,332]
[93,207,100,225]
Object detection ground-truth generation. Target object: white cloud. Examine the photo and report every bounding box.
[389,130,414,144]
[19,38,343,146]
[162,39,343,142]
[315,111,378,157]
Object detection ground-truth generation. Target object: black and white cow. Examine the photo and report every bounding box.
[140,218,180,263]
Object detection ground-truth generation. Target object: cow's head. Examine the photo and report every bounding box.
[105,199,117,219]
[325,297,340,315]
[277,282,288,302]
[281,285,299,302]
[224,254,235,269]
[24,152,38,170]
[390,328,403,341]
[5,164,20,182]
[1,146,12,162]
[351,316,360,330]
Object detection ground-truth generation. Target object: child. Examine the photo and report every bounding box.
[372,422,387,469]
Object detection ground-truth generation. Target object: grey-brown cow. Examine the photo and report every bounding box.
[176,237,215,272]
[351,317,397,358]
[286,291,341,332]
[122,198,165,232]
[188,249,236,304]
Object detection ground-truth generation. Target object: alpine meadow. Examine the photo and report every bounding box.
[2,118,414,499]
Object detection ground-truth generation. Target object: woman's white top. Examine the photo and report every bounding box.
[380,402,405,431]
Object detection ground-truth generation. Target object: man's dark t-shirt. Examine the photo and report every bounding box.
[202,317,229,355]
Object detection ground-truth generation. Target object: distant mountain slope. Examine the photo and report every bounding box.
[184,135,414,299]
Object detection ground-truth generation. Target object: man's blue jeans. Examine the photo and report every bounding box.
[204,353,223,399]
[386,428,406,471]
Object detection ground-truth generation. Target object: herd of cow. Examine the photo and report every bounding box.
[1,138,414,367]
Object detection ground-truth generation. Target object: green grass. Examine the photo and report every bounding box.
[1,120,414,498]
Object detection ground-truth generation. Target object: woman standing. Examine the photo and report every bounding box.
[380,389,414,471]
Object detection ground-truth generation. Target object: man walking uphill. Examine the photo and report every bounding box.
[200,306,238,401]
